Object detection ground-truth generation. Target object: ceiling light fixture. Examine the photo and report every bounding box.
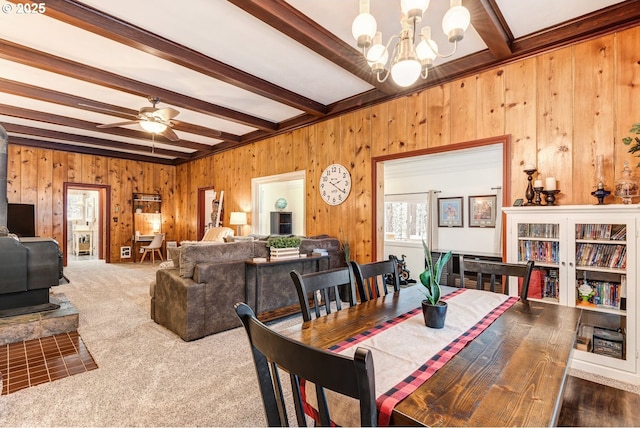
[352,0,470,88]
[139,119,167,134]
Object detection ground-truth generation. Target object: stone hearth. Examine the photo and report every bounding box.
[0,294,79,345]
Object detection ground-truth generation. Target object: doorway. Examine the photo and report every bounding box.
[197,186,223,241]
[251,171,305,236]
[63,183,111,266]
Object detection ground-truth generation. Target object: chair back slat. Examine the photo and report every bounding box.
[290,267,356,322]
[235,303,377,426]
[350,259,400,302]
[459,255,535,301]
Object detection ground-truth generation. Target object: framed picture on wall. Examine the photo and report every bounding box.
[438,197,463,227]
[469,195,497,228]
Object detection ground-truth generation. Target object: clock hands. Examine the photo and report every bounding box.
[329,181,346,194]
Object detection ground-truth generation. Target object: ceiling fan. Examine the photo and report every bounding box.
[96,96,180,141]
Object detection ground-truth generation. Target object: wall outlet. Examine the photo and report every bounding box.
[120,246,131,258]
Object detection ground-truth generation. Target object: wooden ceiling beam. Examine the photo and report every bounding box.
[3,123,193,159]
[0,39,277,131]
[21,0,326,117]
[463,0,512,59]
[227,0,397,95]
[0,103,215,152]
[9,135,177,165]
[0,77,241,143]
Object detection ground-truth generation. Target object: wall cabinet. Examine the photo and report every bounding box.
[504,205,639,384]
[270,211,292,235]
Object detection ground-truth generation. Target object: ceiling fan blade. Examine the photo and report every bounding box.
[97,120,139,128]
[154,107,180,122]
[161,127,180,142]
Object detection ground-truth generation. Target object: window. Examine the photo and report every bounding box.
[384,193,428,241]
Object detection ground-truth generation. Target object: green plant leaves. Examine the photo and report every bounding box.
[267,236,301,248]
[419,240,452,305]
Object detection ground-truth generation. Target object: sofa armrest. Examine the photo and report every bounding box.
[155,268,206,341]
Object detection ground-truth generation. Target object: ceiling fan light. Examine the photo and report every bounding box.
[391,58,421,87]
[442,1,470,42]
[140,120,167,134]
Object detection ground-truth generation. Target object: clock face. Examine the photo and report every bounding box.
[320,163,351,206]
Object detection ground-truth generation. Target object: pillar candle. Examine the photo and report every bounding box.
[524,164,535,171]
[534,180,543,188]
[545,177,556,191]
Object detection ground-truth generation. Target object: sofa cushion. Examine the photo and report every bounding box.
[179,241,255,278]
[202,227,234,242]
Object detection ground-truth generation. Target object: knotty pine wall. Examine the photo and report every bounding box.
[5,148,175,262]
[7,27,640,263]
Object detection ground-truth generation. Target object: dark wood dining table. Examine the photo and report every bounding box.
[280,285,581,426]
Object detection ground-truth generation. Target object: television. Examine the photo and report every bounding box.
[7,203,36,237]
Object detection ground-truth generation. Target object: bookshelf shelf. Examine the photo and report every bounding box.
[504,205,639,385]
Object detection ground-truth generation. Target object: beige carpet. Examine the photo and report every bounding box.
[0,260,302,427]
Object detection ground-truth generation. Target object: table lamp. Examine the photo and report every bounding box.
[229,211,247,236]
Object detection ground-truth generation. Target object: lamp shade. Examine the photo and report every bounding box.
[229,211,247,225]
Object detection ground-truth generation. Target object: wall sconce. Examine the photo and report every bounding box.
[229,211,247,236]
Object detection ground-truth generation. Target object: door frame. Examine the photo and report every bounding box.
[63,182,111,266]
[197,185,216,241]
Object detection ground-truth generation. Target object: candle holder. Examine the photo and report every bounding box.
[591,185,611,205]
[542,189,560,206]
[534,187,543,205]
[524,168,537,205]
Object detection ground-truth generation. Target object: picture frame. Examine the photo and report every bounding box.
[469,195,497,228]
[438,197,463,227]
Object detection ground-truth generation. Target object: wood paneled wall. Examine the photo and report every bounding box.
[7,27,640,263]
[6,147,175,262]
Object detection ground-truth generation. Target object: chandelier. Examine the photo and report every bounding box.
[352,0,471,88]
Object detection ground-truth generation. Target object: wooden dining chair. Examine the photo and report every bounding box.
[350,258,400,302]
[459,255,535,301]
[235,302,377,426]
[290,267,357,322]
[140,233,165,264]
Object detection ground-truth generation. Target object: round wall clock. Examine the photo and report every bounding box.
[320,163,351,206]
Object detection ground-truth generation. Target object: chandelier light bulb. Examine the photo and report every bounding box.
[442,0,470,42]
[352,0,377,48]
[391,58,421,87]
[366,32,389,70]
[401,0,430,21]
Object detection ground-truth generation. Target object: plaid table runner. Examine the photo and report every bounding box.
[303,288,519,426]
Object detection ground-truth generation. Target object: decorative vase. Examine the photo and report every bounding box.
[421,300,447,329]
[270,247,300,260]
[614,161,638,204]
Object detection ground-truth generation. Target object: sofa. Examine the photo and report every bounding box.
[151,236,344,341]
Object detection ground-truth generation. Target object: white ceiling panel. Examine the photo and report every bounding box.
[0,0,634,163]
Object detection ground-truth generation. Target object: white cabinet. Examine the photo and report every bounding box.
[504,205,639,384]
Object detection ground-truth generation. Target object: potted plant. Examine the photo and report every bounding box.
[622,122,640,167]
[419,240,452,328]
[267,236,302,260]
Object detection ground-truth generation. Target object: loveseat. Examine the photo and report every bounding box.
[151,236,344,341]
